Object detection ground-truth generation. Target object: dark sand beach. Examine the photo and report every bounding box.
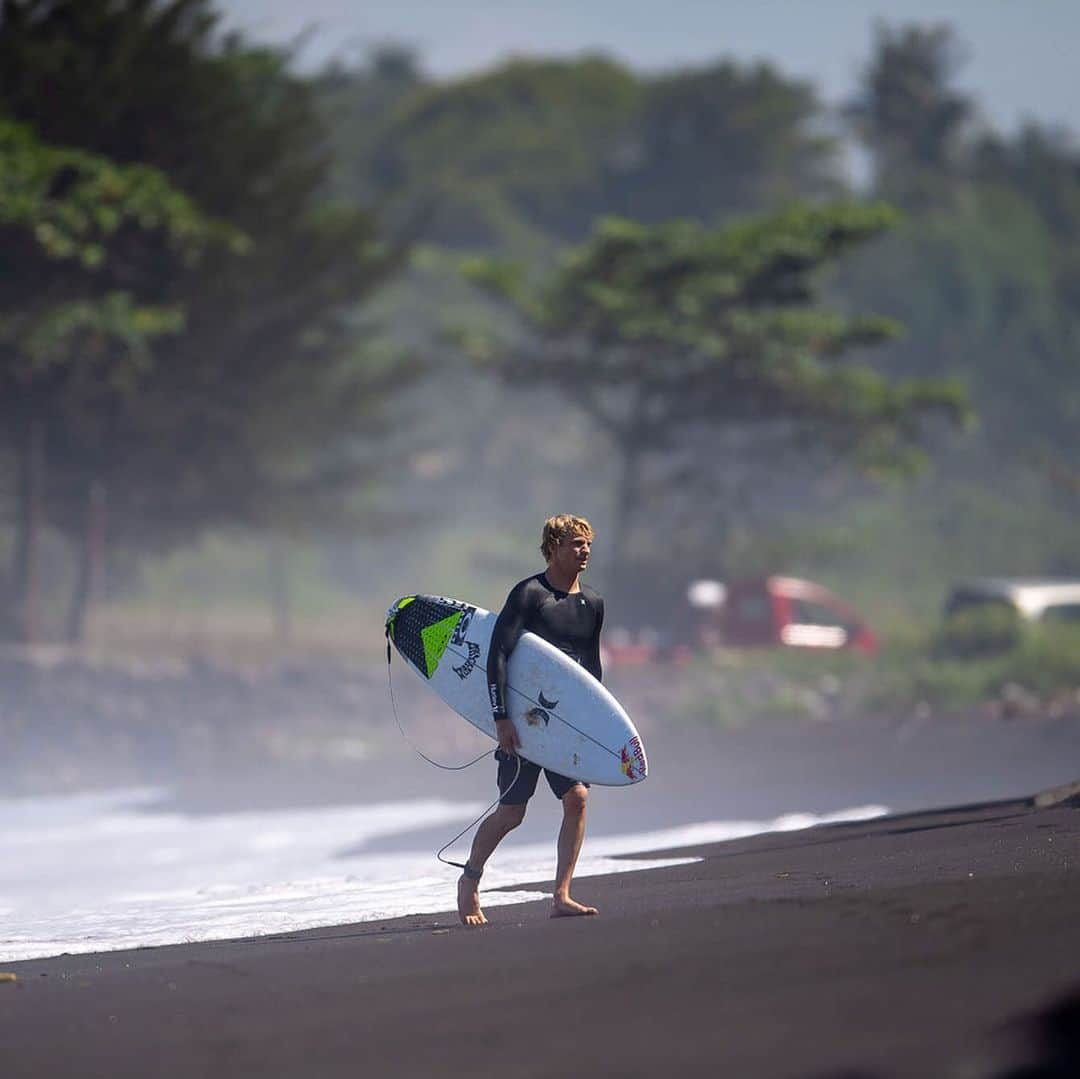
[2,787,1078,1079]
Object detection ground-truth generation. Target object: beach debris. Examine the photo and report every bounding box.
[0,973,17,984]
[999,682,1042,719]
[1032,778,1080,808]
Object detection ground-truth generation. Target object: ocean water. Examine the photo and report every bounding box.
[0,788,887,962]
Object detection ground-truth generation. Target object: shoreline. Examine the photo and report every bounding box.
[3,789,1078,1078]
[0,796,889,965]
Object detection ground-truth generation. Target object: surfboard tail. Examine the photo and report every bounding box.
[385,596,416,639]
[386,595,477,680]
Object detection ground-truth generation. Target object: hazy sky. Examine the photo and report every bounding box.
[220,0,1080,135]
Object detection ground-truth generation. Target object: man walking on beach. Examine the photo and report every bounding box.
[458,514,604,927]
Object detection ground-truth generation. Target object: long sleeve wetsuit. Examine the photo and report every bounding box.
[486,573,604,720]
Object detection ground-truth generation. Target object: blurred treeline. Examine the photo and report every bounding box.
[1,3,1078,650]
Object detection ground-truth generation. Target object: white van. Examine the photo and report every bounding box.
[944,579,1080,624]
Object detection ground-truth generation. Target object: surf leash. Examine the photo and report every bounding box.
[433,753,520,872]
[385,636,521,872]
[385,637,490,772]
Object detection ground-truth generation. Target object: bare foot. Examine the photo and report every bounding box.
[457,874,488,927]
[550,895,598,918]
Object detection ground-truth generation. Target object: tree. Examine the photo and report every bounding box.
[313,45,426,207]
[459,204,971,601]
[847,22,975,207]
[841,23,1080,580]
[836,171,1080,528]
[972,126,1080,506]
[365,54,641,252]
[0,118,234,641]
[0,1,412,640]
[330,52,845,255]
[971,122,1080,242]
[604,60,843,225]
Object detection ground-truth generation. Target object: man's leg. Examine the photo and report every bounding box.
[458,753,538,927]
[457,803,526,926]
[552,783,598,918]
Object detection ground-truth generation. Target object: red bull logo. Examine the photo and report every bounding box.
[619,736,647,781]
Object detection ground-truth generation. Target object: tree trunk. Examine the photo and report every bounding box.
[66,480,107,645]
[268,536,291,646]
[607,435,643,609]
[11,416,46,645]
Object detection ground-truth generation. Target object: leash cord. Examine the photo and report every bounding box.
[435,753,520,872]
[385,639,521,871]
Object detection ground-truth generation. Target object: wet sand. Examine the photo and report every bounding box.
[2,789,1078,1078]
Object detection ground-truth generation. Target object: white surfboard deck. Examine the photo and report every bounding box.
[385,594,647,787]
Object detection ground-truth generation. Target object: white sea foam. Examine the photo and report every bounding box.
[0,788,887,962]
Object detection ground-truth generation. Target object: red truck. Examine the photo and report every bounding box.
[721,576,878,654]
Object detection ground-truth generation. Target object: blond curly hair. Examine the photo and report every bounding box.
[540,514,594,562]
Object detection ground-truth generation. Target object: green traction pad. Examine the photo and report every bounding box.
[420,612,462,677]
[387,596,465,679]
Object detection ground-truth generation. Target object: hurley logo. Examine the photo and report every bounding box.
[526,690,559,728]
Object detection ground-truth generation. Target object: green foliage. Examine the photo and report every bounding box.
[462,202,969,463]
[847,21,974,204]
[0,117,238,264]
[932,605,1023,660]
[322,52,844,253]
[867,621,1080,712]
[0,106,238,640]
[1005,622,1080,697]
[0,1,417,642]
[972,122,1080,242]
[606,60,843,224]
[458,200,971,600]
[681,649,861,728]
[365,55,639,249]
[1,8,1076,656]
[680,615,1080,728]
[11,294,183,382]
[0,1,404,521]
[536,202,901,334]
[0,118,233,387]
[314,46,425,206]
[306,22,1078,624]
[845,23,1080,448]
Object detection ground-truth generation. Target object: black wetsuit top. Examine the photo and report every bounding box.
[487,573,604,719]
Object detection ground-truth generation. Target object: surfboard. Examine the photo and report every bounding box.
[385,594,648,787]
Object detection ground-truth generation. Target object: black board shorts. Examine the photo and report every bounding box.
[495,750,589,805]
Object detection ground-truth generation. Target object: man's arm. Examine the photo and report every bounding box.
[581,593,605,683]
[486,579,535,753]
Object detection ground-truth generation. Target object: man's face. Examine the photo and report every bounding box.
[552,532,592,575]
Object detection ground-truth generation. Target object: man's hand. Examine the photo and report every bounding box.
[495,716,520,755]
